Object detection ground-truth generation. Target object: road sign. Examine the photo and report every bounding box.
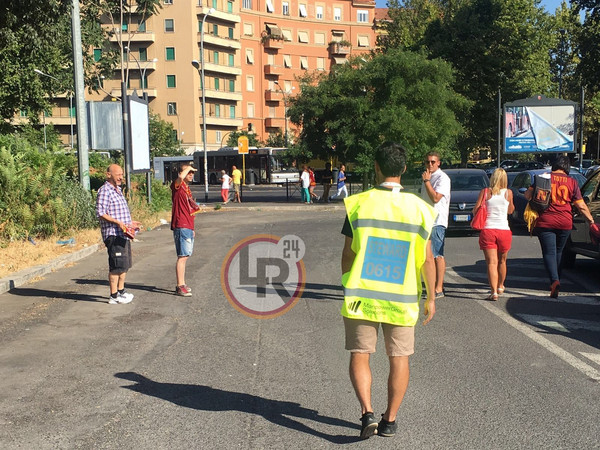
[238,136,249,154]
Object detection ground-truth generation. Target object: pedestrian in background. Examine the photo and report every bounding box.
[473,168,514,300]
[308,166,319,202]
[96,164,141,305]
[525,156,594,297]
[231,165,242,203]
[171,164,198,297]
[219,169,231,204]
[321,162,333,202]
[421,151,451,298]
[329,164,348,201]
[340,142,436,439]
[300,165,311,204]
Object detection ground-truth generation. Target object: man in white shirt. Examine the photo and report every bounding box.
[421,152,451,298]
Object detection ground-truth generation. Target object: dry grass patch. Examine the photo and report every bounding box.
[0,210,173,279]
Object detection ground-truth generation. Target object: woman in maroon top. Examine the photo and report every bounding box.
[525,156,594,298]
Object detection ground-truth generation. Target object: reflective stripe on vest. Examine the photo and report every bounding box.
[341,189,435,326]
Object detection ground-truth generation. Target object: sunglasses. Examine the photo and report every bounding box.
[425,160,438,164]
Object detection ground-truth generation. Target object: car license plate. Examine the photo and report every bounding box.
[454,214,471,222]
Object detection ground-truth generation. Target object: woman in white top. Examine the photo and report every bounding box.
[473,168,515,300]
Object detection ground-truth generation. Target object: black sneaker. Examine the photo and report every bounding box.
[360,412,378,439]
[378,415,397,437]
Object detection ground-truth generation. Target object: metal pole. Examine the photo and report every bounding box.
[201,12,210,203]
[71,0,90,190]
[497,89,501,167]
[43,113,47,151]
[579,86,585,173]
[69,94,74,149]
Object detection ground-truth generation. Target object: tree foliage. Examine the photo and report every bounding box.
[149,112,182,158]
[287,50,469,172]
[226,130,263,148]
[424,0,553,160]
[0,0,162,131]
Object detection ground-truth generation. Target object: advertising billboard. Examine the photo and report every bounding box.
[504,96,577,153]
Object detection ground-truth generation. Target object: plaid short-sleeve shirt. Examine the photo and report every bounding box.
[96,181,132,240]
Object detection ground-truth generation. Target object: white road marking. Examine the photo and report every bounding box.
[516,314,600,334]
[580,352,600,366]
[477,300,600,382]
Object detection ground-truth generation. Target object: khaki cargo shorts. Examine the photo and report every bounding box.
[344,317,415,357]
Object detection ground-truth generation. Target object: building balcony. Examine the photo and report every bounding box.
[203,116,243,127]
[115,60,158,72]
[202,33,241,50]
[110,88,157,98]
[203,62,242,76]
[197,6,240,23]
[264,64,283,76]
[262,37,284,50]
[203,89,243,102]
[108,31,156,43]
[44,115,76,126]
[328,42,351,55]
[352,0,376,6]
[265,117,285,128]
[264,90,282,102]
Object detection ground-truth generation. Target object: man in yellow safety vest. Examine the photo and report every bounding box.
[340,142,437,439]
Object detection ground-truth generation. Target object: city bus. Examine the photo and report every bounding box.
[192,147,299,185]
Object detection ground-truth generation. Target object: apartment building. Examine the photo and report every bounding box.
[32,0,378,155]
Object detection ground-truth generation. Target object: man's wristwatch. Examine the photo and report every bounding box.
[424,179,431,183]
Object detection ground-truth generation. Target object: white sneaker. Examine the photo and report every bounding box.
[108,293,133,304]
[120,292,134,302]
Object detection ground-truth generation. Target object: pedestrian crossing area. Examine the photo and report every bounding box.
[444,260,600,382]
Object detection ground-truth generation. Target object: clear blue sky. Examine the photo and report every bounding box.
[374,0,565,13]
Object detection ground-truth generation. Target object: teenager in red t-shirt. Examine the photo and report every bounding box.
[171,164,198,296]
[525,156,594,297]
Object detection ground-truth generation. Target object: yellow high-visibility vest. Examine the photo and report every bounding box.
[341,188,436,326]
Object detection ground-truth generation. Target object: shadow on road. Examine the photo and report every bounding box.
[115,372,361,444]
[8,287,105,303]
[72,279,175,295]
[301,282,344,301]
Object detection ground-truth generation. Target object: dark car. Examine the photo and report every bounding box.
[562,167,600,265]
[509,169,550,224]
[509,169,589,226]
[506,161,547,172]
[444,169,490,230]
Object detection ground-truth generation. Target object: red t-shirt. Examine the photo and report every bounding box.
[170,180,195,230]
[535,172,582,230]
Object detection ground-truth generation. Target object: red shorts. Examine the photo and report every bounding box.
[479,228,512,253]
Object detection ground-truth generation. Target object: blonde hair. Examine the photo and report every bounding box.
[489,168,507,195]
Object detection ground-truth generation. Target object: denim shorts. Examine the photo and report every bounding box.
[430,225,446,258]
[173,228,194,257]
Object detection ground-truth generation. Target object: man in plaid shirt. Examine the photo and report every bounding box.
[96,164,141,305]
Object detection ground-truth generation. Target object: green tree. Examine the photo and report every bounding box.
[265,129,286,147]
[549,1,582,100]
[424,0,553,161]
[0,1,161,131]
[149,113,182,158]
[226,130,263,148]
[377,0,449,52]
[574,1,600,92]
[287,50,468,172]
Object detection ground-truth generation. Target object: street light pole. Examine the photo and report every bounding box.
[34,69,59,152]
[192,7,215,203]
[274,81,293,147]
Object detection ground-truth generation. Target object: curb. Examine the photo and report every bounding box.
[0,244,101,295]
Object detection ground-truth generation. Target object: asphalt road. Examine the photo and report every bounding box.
[1,207,599,449]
